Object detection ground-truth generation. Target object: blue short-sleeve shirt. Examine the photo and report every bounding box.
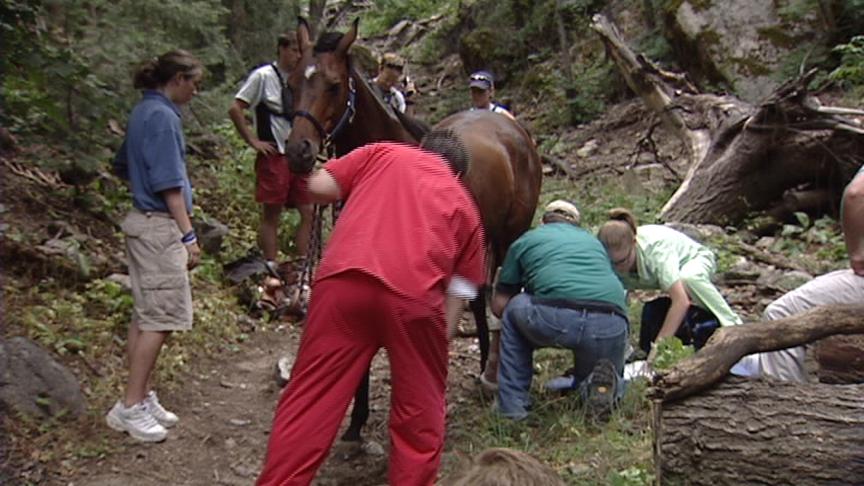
[114,90,193,213]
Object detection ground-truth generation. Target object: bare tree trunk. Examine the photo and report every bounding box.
[308,0,327,38]
[654,377,864,485]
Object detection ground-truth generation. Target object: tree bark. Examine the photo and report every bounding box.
[650,304,864,403]
[654,376,864,485]
[591,14,864,225]
[308,0,327,38]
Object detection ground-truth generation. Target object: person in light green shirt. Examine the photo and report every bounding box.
[598,208,742,361]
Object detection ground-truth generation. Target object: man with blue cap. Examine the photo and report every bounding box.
[468,70,515,119]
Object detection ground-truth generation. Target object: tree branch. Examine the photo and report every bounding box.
[650,304,864,403]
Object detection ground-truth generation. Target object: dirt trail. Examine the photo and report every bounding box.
[66,321,483,486]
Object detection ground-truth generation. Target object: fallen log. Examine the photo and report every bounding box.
[651,304,864,484]
[591,14,864,226]
[654,376,864,485]
[650,304,864,402]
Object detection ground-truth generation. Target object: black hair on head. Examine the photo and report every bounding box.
[314,32,345,53]
[420,129,470,177]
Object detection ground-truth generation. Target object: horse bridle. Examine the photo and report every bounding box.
[291,76,357,149]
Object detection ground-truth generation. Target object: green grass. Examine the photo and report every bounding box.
[443,348,654,485]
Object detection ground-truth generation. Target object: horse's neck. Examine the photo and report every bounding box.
[334,70,416,155]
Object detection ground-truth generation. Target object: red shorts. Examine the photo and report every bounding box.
[255,152,311,207]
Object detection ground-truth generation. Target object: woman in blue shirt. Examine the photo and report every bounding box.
[107,50,203,443]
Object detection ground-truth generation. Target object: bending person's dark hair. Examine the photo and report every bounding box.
[420,129,470,177]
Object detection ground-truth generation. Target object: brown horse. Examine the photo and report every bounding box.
[284,18,542,441]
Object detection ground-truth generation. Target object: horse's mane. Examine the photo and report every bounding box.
[348,65,431,142]
[394,108,431,142]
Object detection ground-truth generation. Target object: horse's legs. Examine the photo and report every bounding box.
[470,287,490,374]
[340,370,370,442]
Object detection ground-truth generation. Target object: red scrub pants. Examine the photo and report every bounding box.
[257,270,449,486]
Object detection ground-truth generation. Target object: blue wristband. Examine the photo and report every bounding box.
[181,230,197,244]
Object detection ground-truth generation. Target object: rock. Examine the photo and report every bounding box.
[0,337,85,419]
[34,237,91,278]
[666,0,821,102]
[106,273,132,291]
[757,268,812,291]
[193,218,229,256]
[755,236,775,249]
[275,356,294,387]
[769,270,813,292]
[723,258,762,281]
[575,139,599,158]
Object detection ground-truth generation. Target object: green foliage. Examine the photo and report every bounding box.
[566,59,618,125]
[830,35,864,87]
[361,0,455,36]
[771,214,848,266]
[651,336,694,371]
[0,0,247,177]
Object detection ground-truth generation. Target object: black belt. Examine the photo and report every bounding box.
[530,296,628,321]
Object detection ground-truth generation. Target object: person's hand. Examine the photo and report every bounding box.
[646,343,658,367]
[251,140,277,156]
[185,241,201,270]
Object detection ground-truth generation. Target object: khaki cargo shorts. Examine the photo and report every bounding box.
[122,210,193,332]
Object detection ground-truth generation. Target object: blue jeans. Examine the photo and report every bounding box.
[497,293,628,419]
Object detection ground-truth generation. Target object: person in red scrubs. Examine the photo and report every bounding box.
[257,133,486,486]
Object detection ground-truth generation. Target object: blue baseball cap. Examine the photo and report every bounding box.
[469,70,494,90]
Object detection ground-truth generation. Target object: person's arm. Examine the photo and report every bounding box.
[491,289,515,319]
[228,99,277,156]
[445,295,465,339]
[307,168,342,204]
[162,187,200,269]
[647,279,690,363]
[445,275,478,338]
[842,174,864,275]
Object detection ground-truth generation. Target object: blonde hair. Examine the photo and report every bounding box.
[450,448,566,486]
[598,207,638,254]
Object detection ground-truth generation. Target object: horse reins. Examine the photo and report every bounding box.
[290,76,357,312]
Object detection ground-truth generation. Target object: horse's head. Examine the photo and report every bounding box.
[285,18,357,173]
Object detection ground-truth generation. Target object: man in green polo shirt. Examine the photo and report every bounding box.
[491,200,628,421]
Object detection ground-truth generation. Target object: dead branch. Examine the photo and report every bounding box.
[650,304,864,402]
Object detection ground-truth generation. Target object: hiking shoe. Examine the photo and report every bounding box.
[106,400,168,442]
[144,391,179,428]
[544,374,576,392]
[585,359,617,423]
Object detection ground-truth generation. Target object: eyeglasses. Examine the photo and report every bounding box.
[385,63,404,72]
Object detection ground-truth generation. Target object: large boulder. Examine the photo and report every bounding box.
[0,337,85,419]
[663,0,822,102]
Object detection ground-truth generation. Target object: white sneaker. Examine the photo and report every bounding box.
[144,391,179,428]
[106,400,168,442]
